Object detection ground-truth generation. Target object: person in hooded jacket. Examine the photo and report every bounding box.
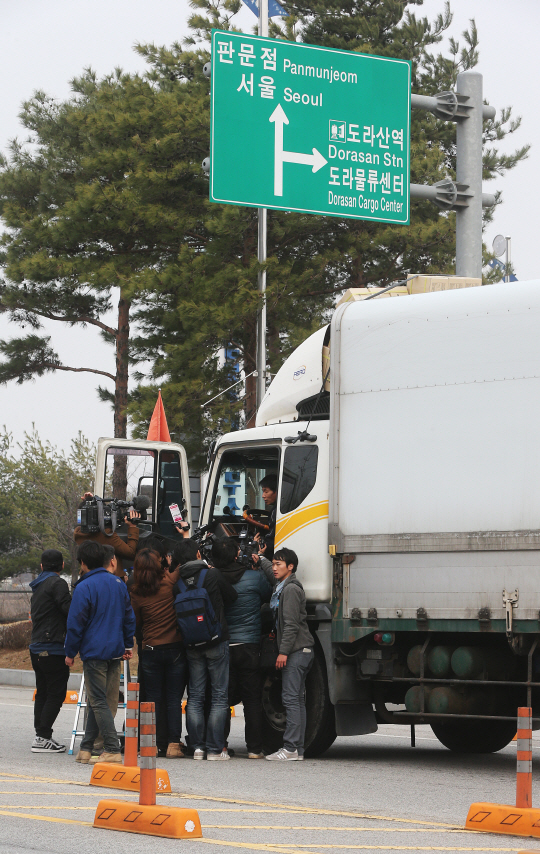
[212,538,272,759]
[172,538,237,760]
[65,541,136,765]
[266,547,315,762]
[29,549,72,753]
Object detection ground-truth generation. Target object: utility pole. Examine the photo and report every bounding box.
[456,72,483,279]
[256,0,269,409]
[411,73,496,279]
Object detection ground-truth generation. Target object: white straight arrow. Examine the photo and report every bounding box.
[269,103,327,197]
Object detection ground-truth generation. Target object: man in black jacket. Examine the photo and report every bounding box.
[29,549,72,753]
[172,539,237,761]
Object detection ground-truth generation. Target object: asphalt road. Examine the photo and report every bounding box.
[0,683,538,854]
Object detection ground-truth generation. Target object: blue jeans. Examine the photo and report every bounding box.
[141,645,187,744]
[186,641,229,754]
[81,659,121,754]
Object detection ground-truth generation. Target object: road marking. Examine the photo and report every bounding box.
[200,827,473,834]
[0,773,89,787]
[0,774,461,830]
[0,791,138,798]
[0,805,527,852]
[0,804,96,810]
[173,793,459,828]
[197,840,525,853]
[0,808,478,832]
[0,808,91,826]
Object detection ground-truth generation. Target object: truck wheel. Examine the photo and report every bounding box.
[431,719,516,753]
[261,647,337,758]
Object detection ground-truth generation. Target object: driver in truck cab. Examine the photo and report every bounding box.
[254,475,278,560]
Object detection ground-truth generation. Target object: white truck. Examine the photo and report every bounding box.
[95,278,540,756]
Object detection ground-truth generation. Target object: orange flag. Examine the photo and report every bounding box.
[147,390,171,442]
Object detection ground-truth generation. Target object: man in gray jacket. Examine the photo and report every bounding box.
[266,547,314,761]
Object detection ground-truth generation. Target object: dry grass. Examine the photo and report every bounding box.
[0,620,32,650]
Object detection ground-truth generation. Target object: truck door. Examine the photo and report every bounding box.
[94,438,191,540]
[276,441,331,602]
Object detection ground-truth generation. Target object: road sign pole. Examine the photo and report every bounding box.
[456,72,483,279]
[256,0,269,410]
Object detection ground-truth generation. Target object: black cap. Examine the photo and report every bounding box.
[41,549,63,571]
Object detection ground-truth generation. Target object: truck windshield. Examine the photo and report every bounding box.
[212,446,280,521]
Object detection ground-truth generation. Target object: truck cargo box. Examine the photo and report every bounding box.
[328,280,540,626]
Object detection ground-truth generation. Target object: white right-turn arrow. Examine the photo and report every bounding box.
[269,103,327,197]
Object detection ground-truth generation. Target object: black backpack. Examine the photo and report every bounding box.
[174,568,222,648]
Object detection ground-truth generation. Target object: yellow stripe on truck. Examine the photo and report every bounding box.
[274,501,329,547]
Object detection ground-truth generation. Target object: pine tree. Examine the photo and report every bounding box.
[0,65,209,490]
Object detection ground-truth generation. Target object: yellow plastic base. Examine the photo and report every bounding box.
[93,799,202,838]
[90,763,171,794]
[466,803,540,838]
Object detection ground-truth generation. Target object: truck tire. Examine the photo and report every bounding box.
[431,719,516,753]
[261,647,337,757]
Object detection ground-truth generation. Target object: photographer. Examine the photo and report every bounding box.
[74,491,140,573]
[212,538,272,759]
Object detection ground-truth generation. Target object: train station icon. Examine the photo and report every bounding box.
[329,120,346,142]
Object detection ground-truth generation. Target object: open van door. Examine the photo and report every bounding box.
[94,438,192,542]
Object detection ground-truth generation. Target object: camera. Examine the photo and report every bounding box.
[237,525,258,567]
[77,494,150,535]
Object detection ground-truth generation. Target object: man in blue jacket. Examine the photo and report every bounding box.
[65,541,136,764]
[212,538,272,759]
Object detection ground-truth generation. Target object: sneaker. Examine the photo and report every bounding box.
[298,755,304,761]
[76,750,92,764]
[90,752,122,764]
[248,752,265,759]
[31,736,66,754]
[207,749,230,761]
[193,749,206,760]
[166,742,185,758]
[265,747,299,761]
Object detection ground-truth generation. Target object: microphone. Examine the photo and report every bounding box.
[132,494,151,512]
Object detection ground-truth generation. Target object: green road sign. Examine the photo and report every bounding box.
[210,30,410,224]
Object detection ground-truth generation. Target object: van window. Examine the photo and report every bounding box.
[280,446,318,514]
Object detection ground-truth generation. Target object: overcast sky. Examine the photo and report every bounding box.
[0,0,537,457]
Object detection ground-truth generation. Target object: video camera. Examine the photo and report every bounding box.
[190,523,216,563]
[237,525,258,567]
[77,494,150,535]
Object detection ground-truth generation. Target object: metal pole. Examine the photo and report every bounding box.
[256,0,269,409]
[455,72,483,279]
[506,235,511,283]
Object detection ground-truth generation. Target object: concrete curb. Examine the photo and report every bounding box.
[0,667,82,689]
